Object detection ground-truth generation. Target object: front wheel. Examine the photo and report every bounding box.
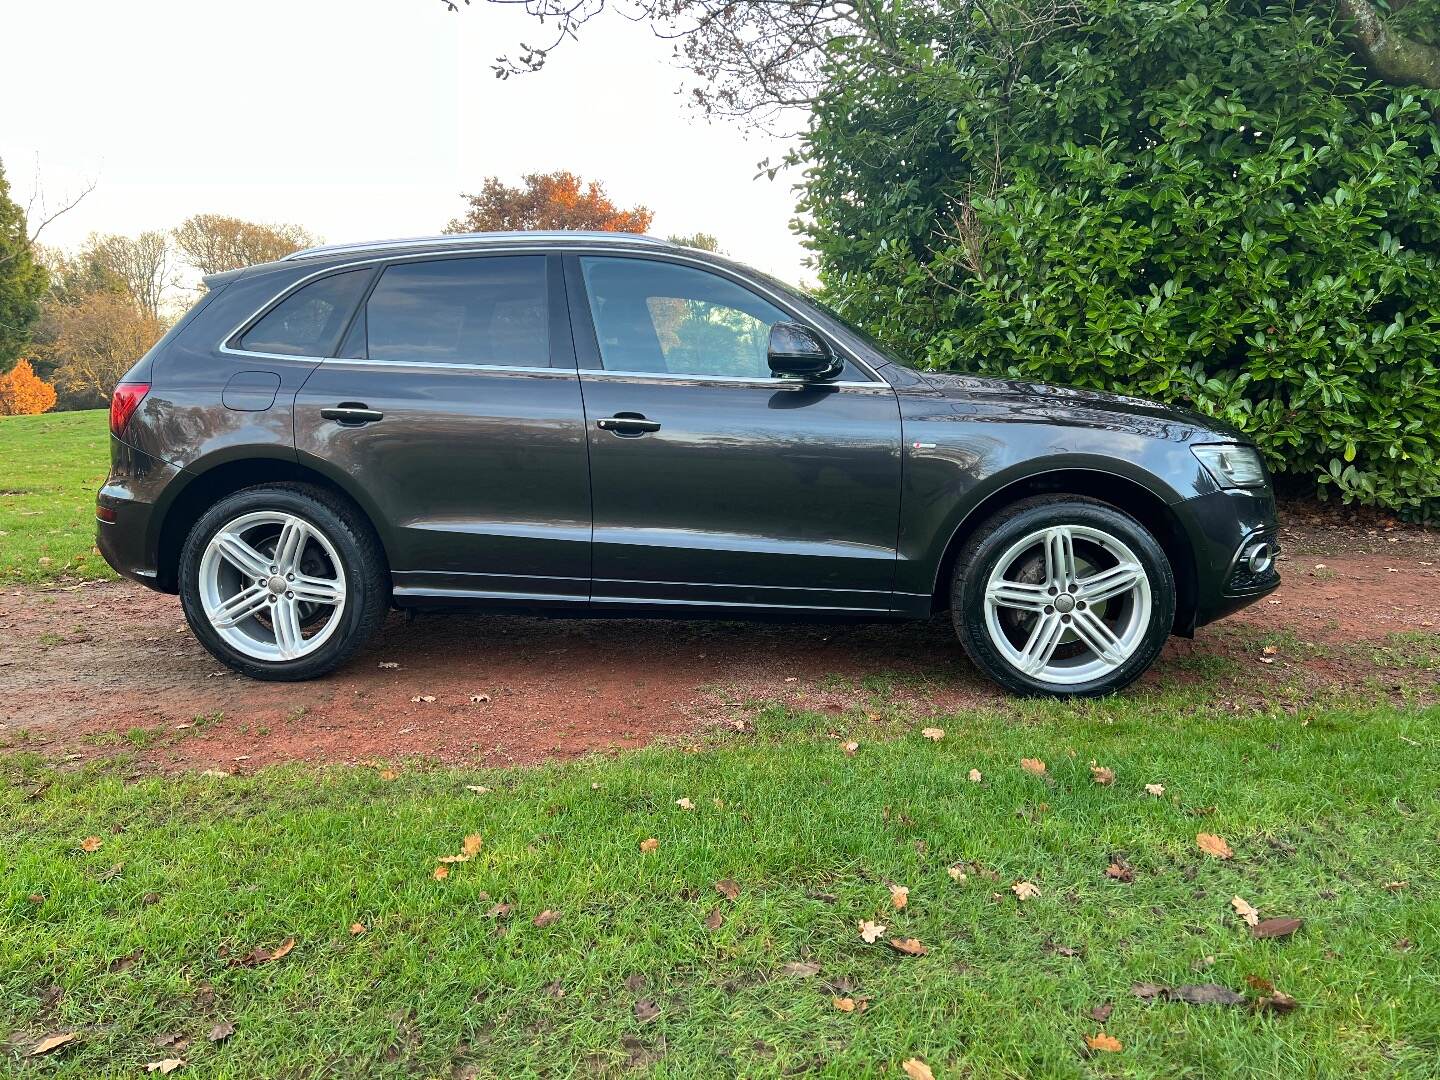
[951,497,1175,697]
[179,483,389,681]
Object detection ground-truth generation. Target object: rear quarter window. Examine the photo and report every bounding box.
[237,269,373,357]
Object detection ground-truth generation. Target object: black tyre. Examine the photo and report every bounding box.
[178,483,389,681]
[951,496,1175,698]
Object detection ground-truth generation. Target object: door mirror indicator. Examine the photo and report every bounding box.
[767,322,842,381]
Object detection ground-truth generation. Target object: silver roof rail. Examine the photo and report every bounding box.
[281,231,674,262]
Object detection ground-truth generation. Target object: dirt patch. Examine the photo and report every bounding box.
[2,540,1435,772]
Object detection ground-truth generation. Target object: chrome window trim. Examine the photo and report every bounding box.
[313,358,571,376]
[218,245,884,383]
[579,369,883,390]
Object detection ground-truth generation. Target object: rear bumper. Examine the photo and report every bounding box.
[96,436,179,592]
[1173,487,1280,630]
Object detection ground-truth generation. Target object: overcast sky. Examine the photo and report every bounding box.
[0,0,812,286]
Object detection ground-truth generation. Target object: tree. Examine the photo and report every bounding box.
[84,231,174,320]
[37,290,164,408]
[447,172,653,233]
[0,159,49,373]
[174,214,318,275]
[800,0,1440,517]
[666,232,721,252]
[0,358,56,415]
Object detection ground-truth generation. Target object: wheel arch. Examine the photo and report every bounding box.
[154,451,391,593]
[929,466,1198,635]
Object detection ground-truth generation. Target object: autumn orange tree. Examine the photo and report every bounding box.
[446,172,652,234]
[0,358,57,415]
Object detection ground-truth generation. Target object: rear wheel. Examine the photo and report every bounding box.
[951,497,1174,697]
[179,484,388,681]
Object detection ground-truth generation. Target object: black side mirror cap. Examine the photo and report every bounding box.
[767,322,843,381]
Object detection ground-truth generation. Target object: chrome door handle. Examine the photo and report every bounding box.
[596,414,661,435]
[321,404,384,425]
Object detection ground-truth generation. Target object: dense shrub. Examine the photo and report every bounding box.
[0,359,57,416]
[800,0,1440,517]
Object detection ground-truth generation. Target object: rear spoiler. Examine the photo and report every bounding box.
[202,268,246,291]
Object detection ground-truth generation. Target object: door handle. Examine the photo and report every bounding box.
[596,413,661,436]
[321,404,384,425]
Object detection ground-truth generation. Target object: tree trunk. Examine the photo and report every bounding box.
[1335,0,1440,90]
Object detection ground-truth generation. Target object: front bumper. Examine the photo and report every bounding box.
[96,436,180,591]
[1173,487,1281,630]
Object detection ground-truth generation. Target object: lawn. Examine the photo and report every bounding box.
[3,697,1437,1078]
[0,410,115,585]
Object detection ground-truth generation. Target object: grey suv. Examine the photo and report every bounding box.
[97,232,1279,696]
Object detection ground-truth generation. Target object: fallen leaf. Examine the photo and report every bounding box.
[902,1059,935,1080]
[1262,645,1278,656]
[633,998,660,1023]
[781,961,821,977]
[715,878,740,901]
[1383,881,1408,891]
[1105,861,1134,883]
[378,769,398,782]
[462,833,483,857]
[200,769,230,779]
[890,884,910,910]
[1145,783,1165,797]
[79,836,103,853]
[485,902,512,918]
[1089,763,1115,786]
[1011,880,1041,901]
[410,695,436,703]
[268,938,295,961]
[1196,833,1234,859]
[858,919,887,943]
[947,865,967,882]
[967,768,983,782]
[469,693,490,703]
[921,727,945,741]
[532,909,560,928]
[28,1032,77,1056]
[1231,896,1260,927]
[207,1022,234,1043]
[545,979,566,999]
[703,908,725,930]
[842,740,860,755]
[1131,982,1166,1001]
[1020,757,1047,776]
[1251,917,1303,940]
[1171,984,1246,1006]
[887,937,928,956]
[639,837,659,853]
[832,996,857,1012]
[1085,1032,1123,1053]
[1254,991,1300,1013]
[1089,1003,1113,1023]
[465,785,492,795]
[433,865,450,881]
[145,1060,185,1074]
[349,922,366,936]
[676,797,695,811]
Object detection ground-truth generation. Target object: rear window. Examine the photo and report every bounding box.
[237,269,372,357]
[362,256,548,367]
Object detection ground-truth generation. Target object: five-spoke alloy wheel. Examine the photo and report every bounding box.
[952,497,1175,697]
[179,484,388,681]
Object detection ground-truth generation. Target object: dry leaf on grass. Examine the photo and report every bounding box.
[902,1058,935,1080]
[1089,764,1115,786]
[349,922,366,936]
[1383,881,1408,891]
[433,865,449,881]
[79,836,103,853]
[703,908,725,930]
[1196,833,1234,859]
[858,919,887,943]
[887,937,928,956]
[1231,896,1260,927]
[1011,881,1041,901]
[1145,783,1166,797]
[639,837,659,853]
[465,785,491,795]
[675,798,695,811]
[1105,861,1134,883]
[921,727,945,741]
[832,996,862,1012]
[28,1032,76,1056]
[378,769,398,782]
[438,834,484,864]
[1085,1032,1123,1053]
[145,1060,185,1074]
[633,998,660,1023]
[207,1022,234,1043]
[947,865,967,882]
[890,884,910,910]
[409,695,436,704]
[1020,757,1048,776]
[843,740,860,756]
[532,909,560,928]
[1089,1003,1114,1022]
[1251,917,1303,940]
[967,768,983,782]
[1254,991,1300,1013]
[781,961,822,977]
[715,878,740,901]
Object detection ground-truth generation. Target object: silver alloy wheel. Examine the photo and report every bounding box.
[198,510,347,662]
[982,524,1152,686]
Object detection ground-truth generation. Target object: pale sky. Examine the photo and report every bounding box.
[0,0,812,292]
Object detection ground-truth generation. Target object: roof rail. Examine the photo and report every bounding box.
[281,231,674,262]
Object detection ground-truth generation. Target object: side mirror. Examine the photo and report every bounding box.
[767,322,842,381]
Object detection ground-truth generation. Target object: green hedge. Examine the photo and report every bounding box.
[800,0,1440,517]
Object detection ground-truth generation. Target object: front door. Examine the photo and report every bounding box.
[568,253,902,613]
[292,253,591,605]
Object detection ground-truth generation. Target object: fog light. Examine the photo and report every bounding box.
[1244,541,1275,575]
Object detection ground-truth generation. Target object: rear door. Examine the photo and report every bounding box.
[568,253,903,613]
[289,253,591,605]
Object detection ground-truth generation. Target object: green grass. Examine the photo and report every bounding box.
[0,410,115,584]
[3,699,1436,1077]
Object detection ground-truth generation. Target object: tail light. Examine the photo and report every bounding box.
[109,382,150,437]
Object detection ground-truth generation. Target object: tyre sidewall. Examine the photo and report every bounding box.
[179,487,377,681]
[952,501,1175,698]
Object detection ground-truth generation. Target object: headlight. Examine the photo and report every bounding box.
[1192,444,1267,489]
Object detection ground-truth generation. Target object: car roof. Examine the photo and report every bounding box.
[281,231,681,263]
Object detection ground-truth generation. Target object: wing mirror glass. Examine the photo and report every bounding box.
[767,322,842,381]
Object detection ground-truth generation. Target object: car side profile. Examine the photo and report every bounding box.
[97,232,1280,697]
